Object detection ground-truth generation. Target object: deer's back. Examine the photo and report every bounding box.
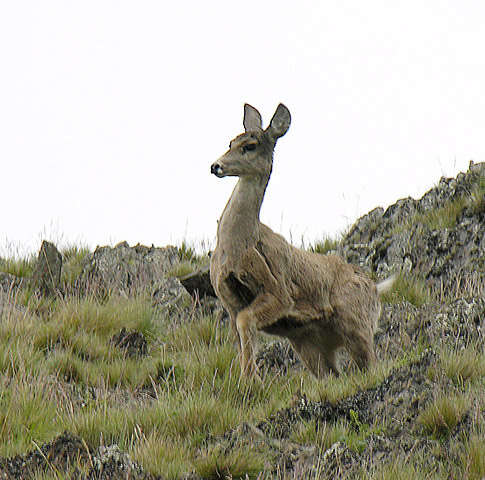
[258,224,377,307]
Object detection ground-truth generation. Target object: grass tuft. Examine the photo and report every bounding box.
[194,444,265,480]
[308,236,339,254]
[461,434,485,480]
[0,254,36,278]
[417,393,470,439]
[440,348,485,385]
[468,175,485,215]
[380,273,431,307]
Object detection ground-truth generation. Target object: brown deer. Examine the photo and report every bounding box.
[210,103,394,378]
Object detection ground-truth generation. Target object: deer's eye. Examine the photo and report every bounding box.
[242,143,257,154]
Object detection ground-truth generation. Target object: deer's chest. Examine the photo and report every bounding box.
[210,248,259,310]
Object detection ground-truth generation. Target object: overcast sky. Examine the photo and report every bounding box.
[1,1,484,256]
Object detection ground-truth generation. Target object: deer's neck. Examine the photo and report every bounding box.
[217,175,269,254]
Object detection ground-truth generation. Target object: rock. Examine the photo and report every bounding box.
[0,271,23,293]
[179,265,216,298]
[32,240,62,297]
[111,328,148,357]
[151,276,188,308]
[90,444,146,479]
[0,432,162,480]
[256,341,301,375]
[79,242,179,296]
[0,431,89,479]
[339,161,485,297]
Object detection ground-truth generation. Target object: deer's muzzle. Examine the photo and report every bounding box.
[211,163,224,177]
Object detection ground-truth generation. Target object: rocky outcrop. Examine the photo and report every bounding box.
[79,241,179,296]
[339,161,484,297]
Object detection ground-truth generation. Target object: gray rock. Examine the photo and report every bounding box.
[79,242,179,296]
[152,276,189,308]
[91,444,145,479]
[32,240,62,297]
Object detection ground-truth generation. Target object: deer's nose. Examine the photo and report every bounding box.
[211,163,223,177]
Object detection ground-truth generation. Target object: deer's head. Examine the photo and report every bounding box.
[211,103,291,179]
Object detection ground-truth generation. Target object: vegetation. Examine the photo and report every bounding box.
[439,346,485,385]
[461,434,485,480]
[417,392,470,439]
[308,235,340,255]
[168,240,210,279]
[379,273,431,307]
[1,221,484,478]
[392,169,484,235]
[0,261,299,476]
[0,254,36,278]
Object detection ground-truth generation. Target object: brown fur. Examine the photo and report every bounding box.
[210,104,391,378]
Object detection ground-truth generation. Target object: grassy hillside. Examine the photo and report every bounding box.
[1,242,484,480]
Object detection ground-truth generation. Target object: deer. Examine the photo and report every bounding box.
[209,103,394,379]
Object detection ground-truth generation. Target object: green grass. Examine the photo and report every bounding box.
[0,374,61,456]
[0,254,36,278]
[416,196,468,230]
[468,174,485,215]
[291,417,380,454]
[365,460,444,480]
[308,235,339,254]
[167,240,210,278]
[380,273,431,306]
[440,347,485,385]
[60,244,91,291]
[461,434,485,480]
[194,444,266,479]
[1,236,484,478]
[417,392,470,439]
[0,283,297,475]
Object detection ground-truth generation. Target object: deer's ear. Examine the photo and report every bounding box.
[243,104,262,132]
[267,103,291,141]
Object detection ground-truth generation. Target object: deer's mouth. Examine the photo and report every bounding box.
[211,163,224,177]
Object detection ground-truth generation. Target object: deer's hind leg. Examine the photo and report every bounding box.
[236,292,289,377]
[289,336,340,379]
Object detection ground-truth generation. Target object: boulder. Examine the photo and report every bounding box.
[79,242,179,296]
[179,265,216,298]
[32,241,62,297]
[151,276,190,308]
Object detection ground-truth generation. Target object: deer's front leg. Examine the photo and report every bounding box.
[236,292,288,377]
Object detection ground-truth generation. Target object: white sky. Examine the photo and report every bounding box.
[1,1,484,256]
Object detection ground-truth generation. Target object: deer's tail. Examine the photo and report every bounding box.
[376,274,397,295]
